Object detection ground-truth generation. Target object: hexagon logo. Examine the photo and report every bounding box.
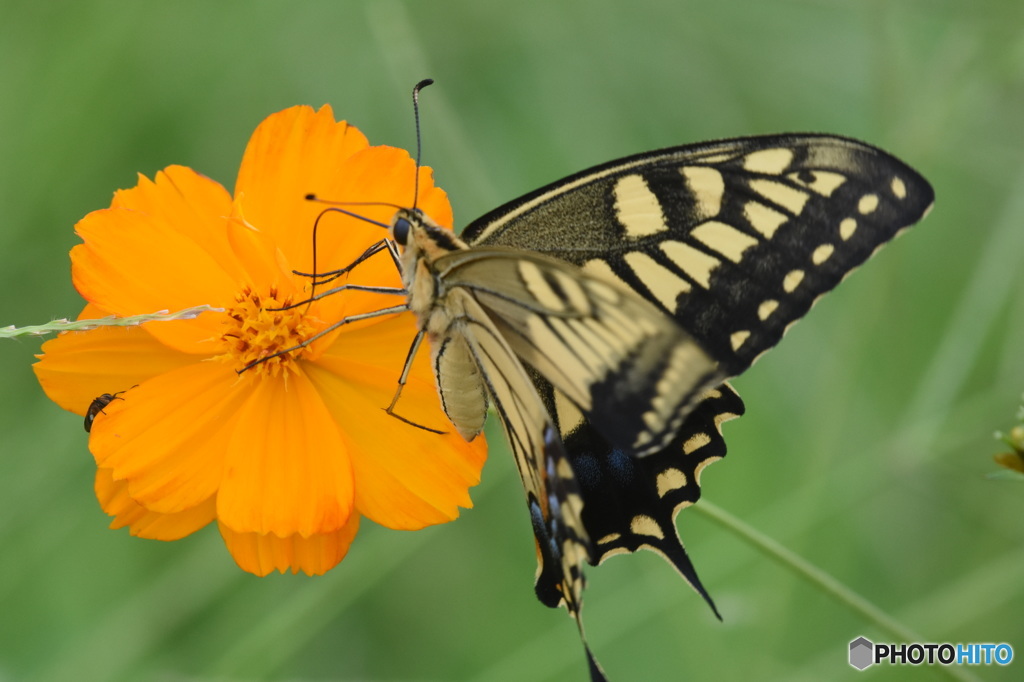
[849,636,874,670]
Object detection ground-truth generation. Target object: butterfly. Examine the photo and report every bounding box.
[296,90,934,679]
[377,129,933,679]
[453,130,935,627]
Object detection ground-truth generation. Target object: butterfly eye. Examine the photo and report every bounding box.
[392,217,411,245]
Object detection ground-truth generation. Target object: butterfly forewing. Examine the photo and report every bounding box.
[461,134,934,375]
[434,247,725,454]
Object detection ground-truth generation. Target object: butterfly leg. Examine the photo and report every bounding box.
[237,304,410,374]
[270,283,407,311]
[286,237,405,315]
[382,327,448,434]
[293,237,400,285]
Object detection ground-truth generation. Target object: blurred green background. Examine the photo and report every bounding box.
[2,1,1023,680]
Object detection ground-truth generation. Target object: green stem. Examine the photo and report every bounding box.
[693,500,982,682]
[0,305,222,339]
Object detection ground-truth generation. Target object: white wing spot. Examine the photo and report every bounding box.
[839,217,857,241]
[858,193,880,214]
[549,317,604,377]
[682,432,712,454]
[692,220,759,263]
[518,261,566,311]
[554,390,584,434]
[744,201,787,238]
[749,178,811,215]
[783,269,805,293]
[582,258,622,286]
[730,329,751,351]
[623,250,690,312]
[698,152,734,164]
[891,176,907,199]
[743,148,794,174]
[680,166,725,220]
[581,316,630,357]
[613,174,669,237]
[758,299,779,320]
[630,515,665,539]
[636,341,719,454]
[812,243,835,265]
[551,269,591,313]
[586,277,619,304]
[525,316,593,408]
[655,468,688,497]
[660,240,720,289]
[787,170,846,196]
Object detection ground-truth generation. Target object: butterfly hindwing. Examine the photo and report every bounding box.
[534,375,746,616]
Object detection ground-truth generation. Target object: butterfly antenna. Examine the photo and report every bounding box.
[411,78,433,209]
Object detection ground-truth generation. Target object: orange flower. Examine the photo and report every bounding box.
[34,105,487,576]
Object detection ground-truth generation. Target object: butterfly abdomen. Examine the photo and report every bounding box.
[430,292,491,441]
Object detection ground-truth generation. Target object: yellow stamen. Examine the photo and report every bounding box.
[215,286,315,377]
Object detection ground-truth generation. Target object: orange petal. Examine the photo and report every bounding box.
[33,323,194,416]
[71,203,239,353]
[90,362,251,513]
[298,147,453,277]
[307,314,487,530]
[77,302,112,319]
[216,371,354,537]
[111,166,249,284]
[234,105,371,269]
[219,513,360,576]
[223,199,303,297]
[95,468,215,539]
[234,105,453,276]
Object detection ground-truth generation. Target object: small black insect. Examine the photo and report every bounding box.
[84,391,127,432]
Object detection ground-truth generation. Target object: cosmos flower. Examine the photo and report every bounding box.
[33,105,487,575]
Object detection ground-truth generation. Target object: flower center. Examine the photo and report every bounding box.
[218,286,316,377]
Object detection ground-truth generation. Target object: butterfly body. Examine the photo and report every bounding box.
[392,217,488,440]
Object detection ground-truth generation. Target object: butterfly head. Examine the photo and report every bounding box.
[389,206,466,261]
[388,207,421,247]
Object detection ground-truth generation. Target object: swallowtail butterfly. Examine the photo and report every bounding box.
[304,84,934,679]
[385,129,931,679]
